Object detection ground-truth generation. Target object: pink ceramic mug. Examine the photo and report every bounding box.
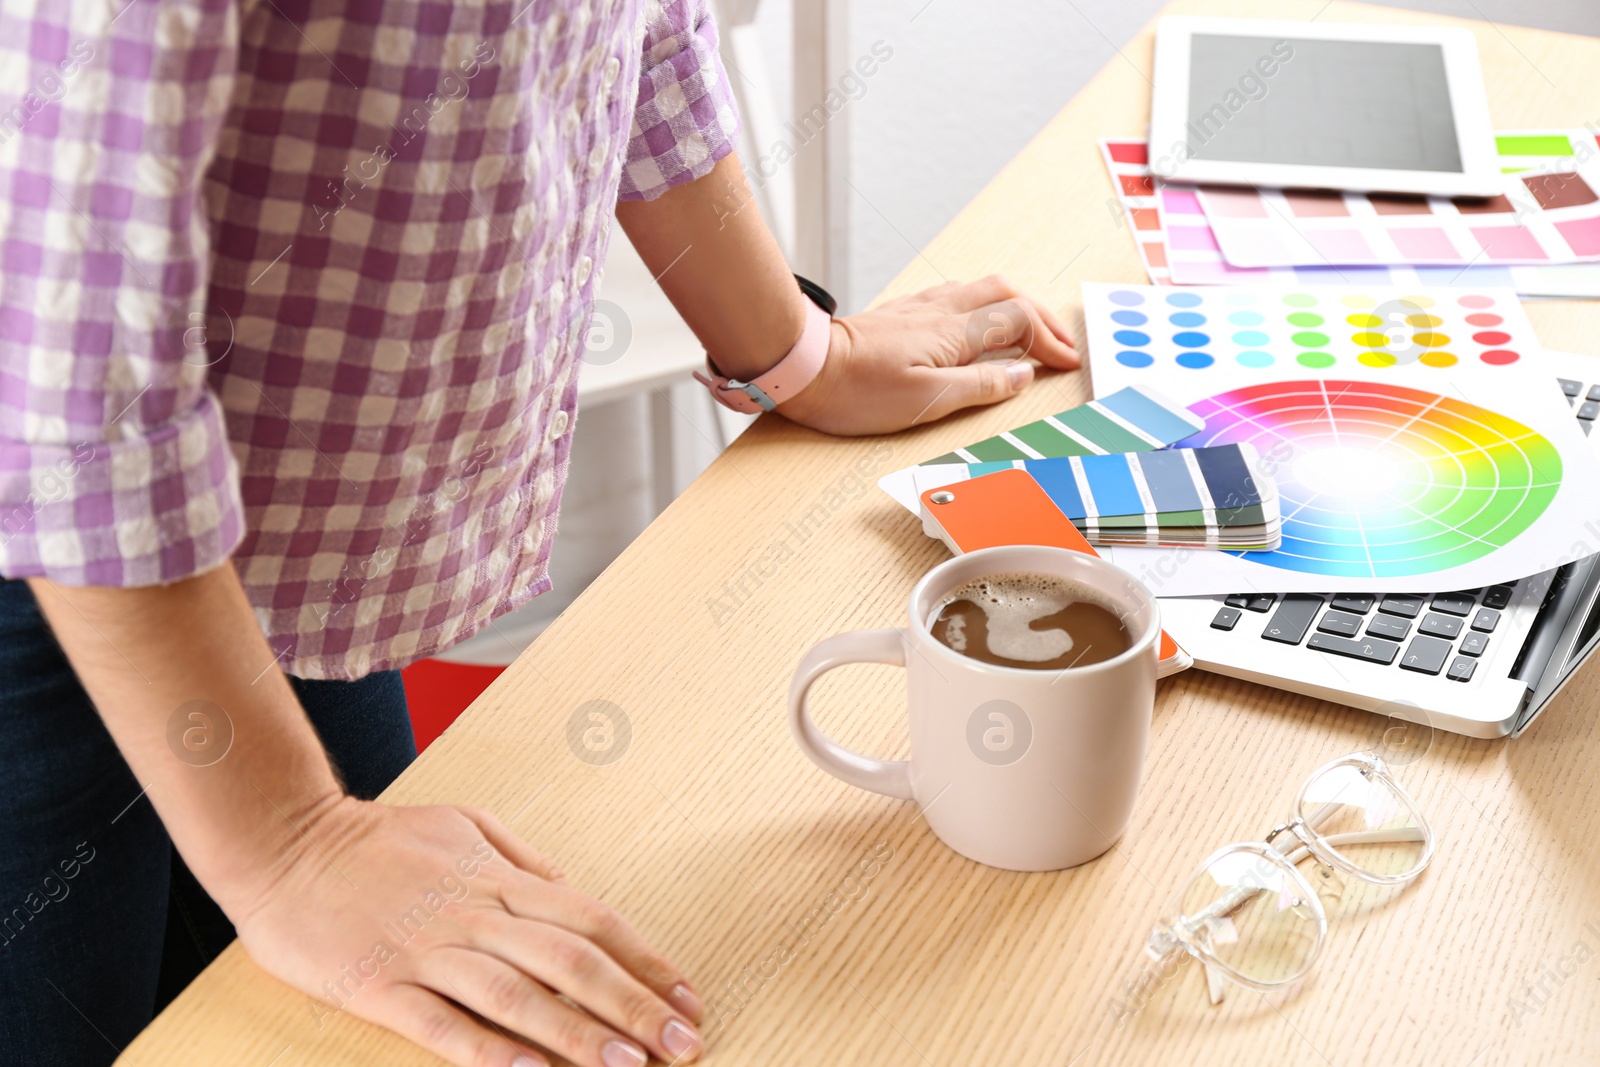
[788,545,1160,871]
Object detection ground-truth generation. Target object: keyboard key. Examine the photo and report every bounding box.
[1447,656,1477,682]
[1245,594,1277,613]
[1262,594,1324,645]
[1379,594,1424,618]
[1400,635,1453,675]
[1584,421,1593,437]
[1430,592,1476,616]
[1211,606,1242,631]
[1419,612,1464,639]
[1580,400,1600,421]
[1316,611,1363,637]
[1224,594,1250,609]
[1482,585,1514,609]
[1330,594,1374,614]
[1471,607,1499,632]
[1308,632,1400,665]
[1589,385,1600,402]
[1366,614,1411,641]
[1560,378,1583,397]
[1460,632,1489,657]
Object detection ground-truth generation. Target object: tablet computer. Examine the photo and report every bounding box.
[1149,18,1500,197]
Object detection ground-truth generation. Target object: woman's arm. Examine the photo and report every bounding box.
[29,567,704,1067]
[615,152,1080,436]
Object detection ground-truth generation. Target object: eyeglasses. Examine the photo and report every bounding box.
[1145,751,1434,1004]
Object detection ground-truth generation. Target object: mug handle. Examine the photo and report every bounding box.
[788,629,915,801]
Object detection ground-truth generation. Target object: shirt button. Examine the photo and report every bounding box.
[575,255,593,287]
[549,409,570,439]
[602,56,620,86]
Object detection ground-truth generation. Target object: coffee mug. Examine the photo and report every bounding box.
[788,545,1161,871]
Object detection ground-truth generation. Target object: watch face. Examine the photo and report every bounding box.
[795,274,838,316]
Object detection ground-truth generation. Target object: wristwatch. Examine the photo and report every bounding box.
[695,274,838,414]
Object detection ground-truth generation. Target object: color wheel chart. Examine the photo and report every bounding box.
[1178,379,1560,579]
[1084,283,1536,375]
[1086,283,1600,596]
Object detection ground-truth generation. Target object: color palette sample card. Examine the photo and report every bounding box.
[909,444,1282,549]
[1199,130,1600,268]
[877,385,1204,510]
[1083,284,1600,595]
[1100,138,1600,297]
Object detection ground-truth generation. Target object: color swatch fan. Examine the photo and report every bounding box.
[909,445,1281,550]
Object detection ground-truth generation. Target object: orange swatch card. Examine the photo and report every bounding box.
[919,469,1192,677]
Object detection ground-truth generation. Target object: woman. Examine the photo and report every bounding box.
[0,1,1077,1065]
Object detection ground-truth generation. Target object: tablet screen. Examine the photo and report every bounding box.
[1186,35,1464,174]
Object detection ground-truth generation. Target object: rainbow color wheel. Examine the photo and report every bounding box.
[1180,380,1562,578]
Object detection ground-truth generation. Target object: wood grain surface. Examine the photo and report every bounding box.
[122,2,1600,1064]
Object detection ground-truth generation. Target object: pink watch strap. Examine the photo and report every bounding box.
[695,296,832,414]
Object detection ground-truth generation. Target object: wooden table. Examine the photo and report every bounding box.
[123,1,1600,1063]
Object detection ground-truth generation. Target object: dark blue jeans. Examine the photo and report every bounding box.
[0,578,418,1066]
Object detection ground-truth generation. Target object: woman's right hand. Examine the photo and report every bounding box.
[230,796,704,1067]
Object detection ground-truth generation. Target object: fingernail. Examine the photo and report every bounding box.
[1007,361,1032,389]
[601,1041,647,1067]
[662,1018,700,1059]
[669,982,703,1017]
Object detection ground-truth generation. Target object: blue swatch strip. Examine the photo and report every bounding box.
[1026,457,1085,519]
[1094,387,1203,445]
[1076,453,1143,518]
[1135,450,1202,513]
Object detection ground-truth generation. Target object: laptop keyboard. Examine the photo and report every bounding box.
[1211,585,1510,681]
[1207,371,1595,681]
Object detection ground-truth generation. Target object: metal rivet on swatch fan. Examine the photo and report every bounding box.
[930,491,955,504]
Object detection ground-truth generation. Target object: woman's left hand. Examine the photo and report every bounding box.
[776,275,1079,436]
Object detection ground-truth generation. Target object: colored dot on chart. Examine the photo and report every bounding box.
[1113,330,1151,346]
[1474,331,1512,346]
[1229,310,1264,326]
[1465,313,1503,327]
[1481,349,1521,365]
[1110,290,1145,306]
[1413,332,1451,348]
[1347,313,1384,328]
[1226,292,1258,306]
[1233,330,1269,346]
[1297,351,1336,368]
[1176,351,1214,369]
[1401,294,1436,308]
[1169,311,1207,327]
[1111,310,1148,326]
[1166,292,1203,308]
[1340,294,1377,309]
[1115,350,1154,368]
[1236,350,1274,368]
[1359,351,1397,368]
[1459,294,1496,309]
[1420,351,1458,367]
[1292,331,1330,347]
[1352,331,1391,348]
[1286,312,1324,327]
[1283,293,1319,308]
[1406,314,1443,328]
[1172,331,1211,348]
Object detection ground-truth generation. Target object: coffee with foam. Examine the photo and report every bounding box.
[927,572,1130,671]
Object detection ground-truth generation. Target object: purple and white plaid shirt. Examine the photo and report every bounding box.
[0,0,738,678]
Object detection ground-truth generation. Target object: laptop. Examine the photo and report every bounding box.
[1157,351,1600,738]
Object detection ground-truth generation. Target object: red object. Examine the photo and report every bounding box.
[400,659,506,751]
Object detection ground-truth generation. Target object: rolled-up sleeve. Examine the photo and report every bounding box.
[617,0,742,201]
[0,0,243,586]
